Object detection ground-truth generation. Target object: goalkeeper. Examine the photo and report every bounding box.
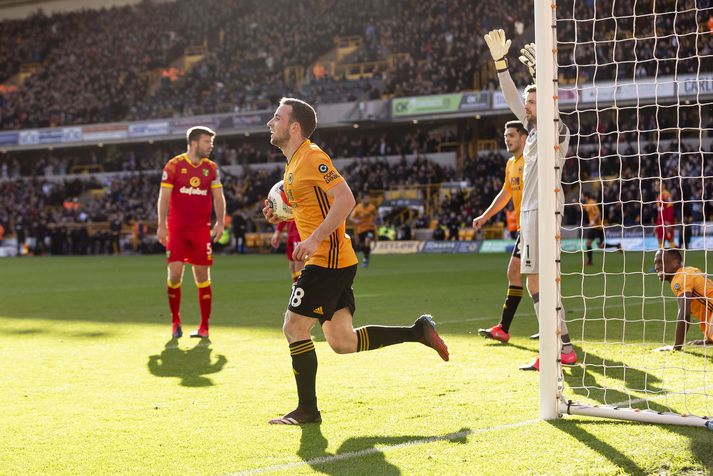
[484,29,576,370]
[653,249,713,351]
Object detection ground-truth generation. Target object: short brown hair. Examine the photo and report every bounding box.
[504,120,527,136]
[280,97,317,138]
[524,84,536,94]
[186,126,216,145]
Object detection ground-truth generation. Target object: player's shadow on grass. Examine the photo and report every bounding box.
[147,338,227,387]
[297,424,469,475]
[482,341,539,354]
[5,327,112,338]
[679,345,713,360]
[554,349,713,474]
[6,328,43,335]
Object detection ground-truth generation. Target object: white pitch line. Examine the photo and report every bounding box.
[228,418,540,475]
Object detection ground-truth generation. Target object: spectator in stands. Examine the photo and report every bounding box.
[109,214,122,255]
[432,221,447,241]
[232,210,248,254]
[14,216,26,256]
[447,211,461,241]
[397,220,412,241]
[378,222,396,241]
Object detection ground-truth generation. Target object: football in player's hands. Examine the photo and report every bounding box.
[267,180,294,221]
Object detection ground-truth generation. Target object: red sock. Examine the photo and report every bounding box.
[198,282,212,331]
[167,282,181,325]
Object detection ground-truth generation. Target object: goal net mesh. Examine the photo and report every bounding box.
[555,0,713,418]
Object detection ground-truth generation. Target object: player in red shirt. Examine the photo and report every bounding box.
[157,126,226,339]
[656,183,676,248]
[271,220,304,282]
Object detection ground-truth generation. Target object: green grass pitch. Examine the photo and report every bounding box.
[1,251,712,475]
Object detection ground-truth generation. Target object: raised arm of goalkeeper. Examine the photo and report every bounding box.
[484,29,535,127]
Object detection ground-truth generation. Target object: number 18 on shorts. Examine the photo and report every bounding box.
[286,265,357,323]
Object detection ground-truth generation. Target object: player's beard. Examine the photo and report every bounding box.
[525,111,536,125]
[270,129,289,148]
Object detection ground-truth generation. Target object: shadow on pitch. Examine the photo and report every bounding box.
[555,349,713,473]
[147,337,227,387]
[551,408,713,474]
[481,340,539,354]
[5,327,113,339]
[549,419,647,475]
[562,349,665,406]
[296,424,469,475]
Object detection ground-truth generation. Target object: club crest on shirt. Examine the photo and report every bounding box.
[202,169,209,177]
[181,168,187,174]
[189,176,201,187]
[287,173,294,185]
[318,164,328,173]
[674,283,681,292]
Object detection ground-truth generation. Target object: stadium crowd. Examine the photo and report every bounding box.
[556,0,712,84]
[0,126,457,177]
[0,0,571,128]
[1,0,712,255]
[6,133,711,256]
[1,0,709,129]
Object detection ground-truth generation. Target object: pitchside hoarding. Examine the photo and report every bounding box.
[0,131,18,146]
[129,122,170,138]
[391,92,489,117]
[371,241,423,254]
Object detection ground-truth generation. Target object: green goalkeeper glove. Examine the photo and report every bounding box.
[484,29,511,72]
[519,43,537,79]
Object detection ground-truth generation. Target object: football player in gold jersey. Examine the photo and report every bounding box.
[582,191,620,266]
[654,249,713,351]
[350,194,377,267]
[263,98,449,425]
[474,121,527,342]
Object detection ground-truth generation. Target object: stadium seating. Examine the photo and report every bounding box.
[2,0,711,255]
[1,0,532,128]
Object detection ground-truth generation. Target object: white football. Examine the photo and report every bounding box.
[267,180,294,221]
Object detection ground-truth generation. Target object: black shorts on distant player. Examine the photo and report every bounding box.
[587,227,605,243]
[358,230,375,243]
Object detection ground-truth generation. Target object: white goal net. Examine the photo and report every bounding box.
[538,0,713,426]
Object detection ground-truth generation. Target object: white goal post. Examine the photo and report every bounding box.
[536,0,713,427]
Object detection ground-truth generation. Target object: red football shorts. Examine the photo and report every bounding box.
[166,227,213,266]
[655,222,675,242]
[286,239,299,261]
